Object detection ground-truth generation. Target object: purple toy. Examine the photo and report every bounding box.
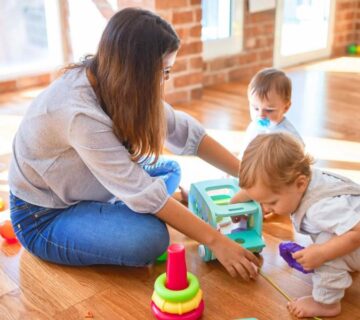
[279,242,313,274]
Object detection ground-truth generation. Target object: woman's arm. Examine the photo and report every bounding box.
[164,105,239,176]
[293,222,360,270]
[197,134,240,177]
[156,197,260,280]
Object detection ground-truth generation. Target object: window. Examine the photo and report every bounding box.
[68,0,115,62]
[0,0,63,80]
[280,0,332,56]
[202,0,243,60]
[274,0,335,67]
[202,1,232,41]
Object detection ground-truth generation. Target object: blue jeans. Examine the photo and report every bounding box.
[10,159,181,266]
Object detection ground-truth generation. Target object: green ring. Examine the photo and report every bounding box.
[154,272,199,303]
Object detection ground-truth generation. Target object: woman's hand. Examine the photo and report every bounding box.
[208,233,261,280]
[156,198,260,281]
[292,244,326,270]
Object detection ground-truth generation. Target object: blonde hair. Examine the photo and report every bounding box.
[248,68,291,103]
[239,133,313,192]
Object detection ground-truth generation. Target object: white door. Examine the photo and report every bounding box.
[274,0,335,68]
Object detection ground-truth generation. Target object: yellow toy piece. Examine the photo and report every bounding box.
[151,289,202,315]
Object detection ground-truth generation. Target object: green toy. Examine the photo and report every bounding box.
[155,251,167,263]
[347,43,357,54]
[188,178,265,261]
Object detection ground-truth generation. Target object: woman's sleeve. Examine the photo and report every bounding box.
[164,102,206,155]
[68,112,169,213]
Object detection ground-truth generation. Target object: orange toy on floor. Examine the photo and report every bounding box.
[0,220,18,244]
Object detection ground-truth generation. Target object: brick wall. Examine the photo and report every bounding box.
[332,0,360,57]
[1,0,360,102]
[155,0,203,104]
[203,2,275,87]
[118,0,275,99]
[118,0,203,104]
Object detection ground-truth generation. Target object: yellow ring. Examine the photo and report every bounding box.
[151,289,203,315]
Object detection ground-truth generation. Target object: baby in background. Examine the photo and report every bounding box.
[238,132,360,319]
[241,67,303,155]
[232,67,303,204]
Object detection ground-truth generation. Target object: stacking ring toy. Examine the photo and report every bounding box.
[151,244,204,320]
[152,289,202,315]
[151,300,205,320]
[154,272,199,303]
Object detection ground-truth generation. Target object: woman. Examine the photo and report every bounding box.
[8,8,259,280]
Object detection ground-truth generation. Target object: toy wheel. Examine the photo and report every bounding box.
[198,244,212,262]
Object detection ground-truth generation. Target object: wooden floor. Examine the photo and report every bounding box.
[0,57,360,320]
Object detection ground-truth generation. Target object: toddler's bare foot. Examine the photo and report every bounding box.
[287,296,341,318]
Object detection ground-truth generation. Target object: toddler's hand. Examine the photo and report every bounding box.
[230,190,251,204]
[292,244,326,270]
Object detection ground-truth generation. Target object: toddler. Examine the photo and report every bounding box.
[240,67,303,157]
[232,68,303,204]
[238,133,360,318]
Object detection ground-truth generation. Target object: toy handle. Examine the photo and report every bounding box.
[216,202,258,217]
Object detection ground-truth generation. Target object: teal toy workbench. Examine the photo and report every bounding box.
[189,178,265,261]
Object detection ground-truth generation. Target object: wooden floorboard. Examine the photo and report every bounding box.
[0,57,360,319]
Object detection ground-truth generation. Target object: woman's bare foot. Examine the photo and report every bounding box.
[287,296,341,318]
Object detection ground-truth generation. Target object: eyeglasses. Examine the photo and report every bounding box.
[162,67,172,81]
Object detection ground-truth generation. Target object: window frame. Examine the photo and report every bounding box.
[202,0,244,60]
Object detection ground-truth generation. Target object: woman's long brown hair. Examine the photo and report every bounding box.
[66,8,180,163]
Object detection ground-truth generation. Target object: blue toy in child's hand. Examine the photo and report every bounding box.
[257,117,270,128]
[279,242,314,274]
